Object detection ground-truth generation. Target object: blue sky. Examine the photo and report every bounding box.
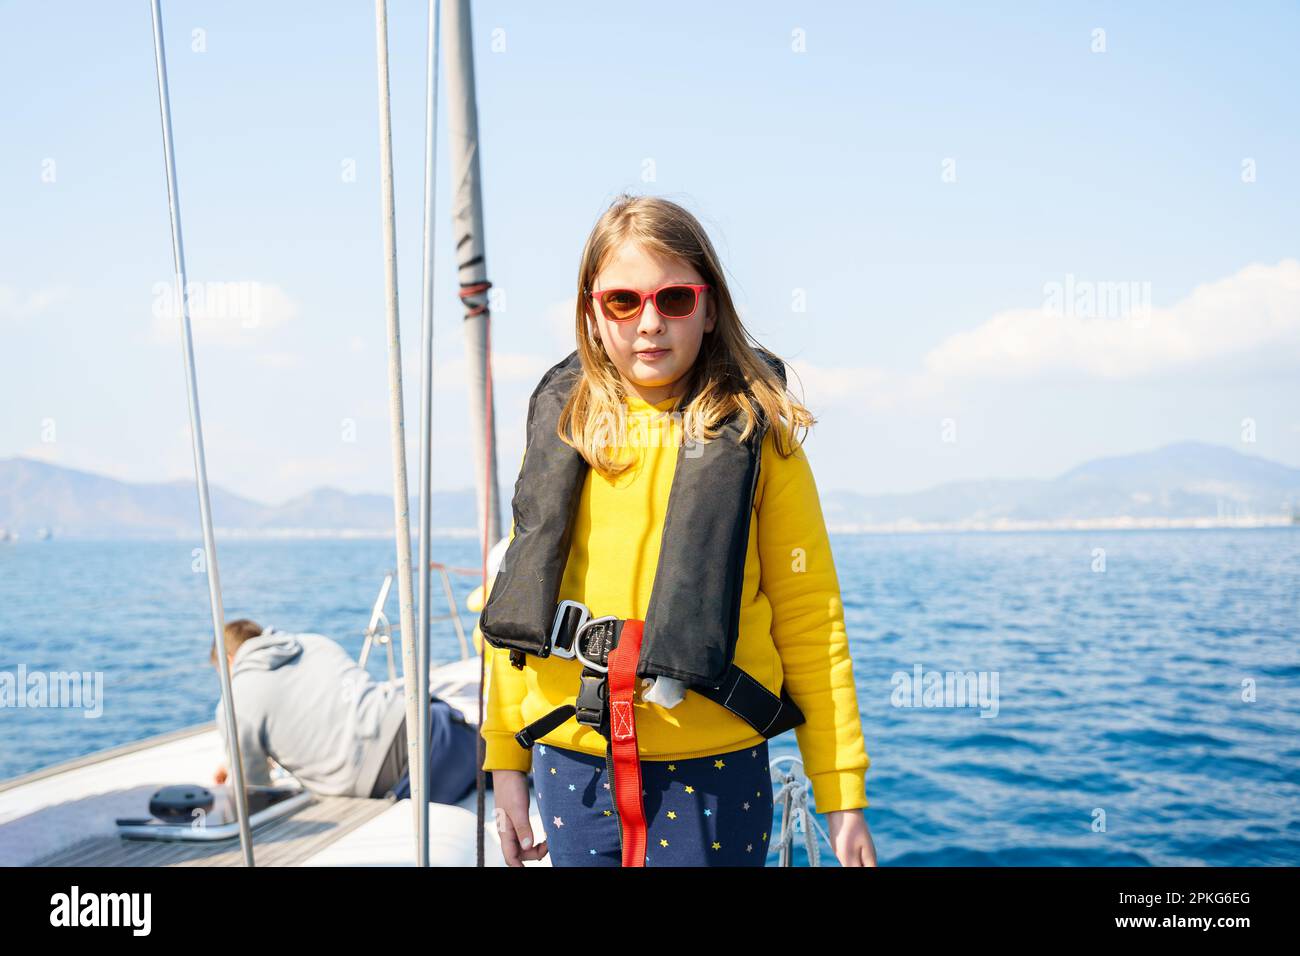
[2,0,1298,504]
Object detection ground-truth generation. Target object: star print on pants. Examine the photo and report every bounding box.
[553,816,564,828]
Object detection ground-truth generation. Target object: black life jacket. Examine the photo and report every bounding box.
[479,348,804,741]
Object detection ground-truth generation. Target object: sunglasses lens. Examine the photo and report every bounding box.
[601,290,642,321]
[656,285,698,317]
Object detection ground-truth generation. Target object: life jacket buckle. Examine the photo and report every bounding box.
[548,599,590,659]
[573,671,608,729]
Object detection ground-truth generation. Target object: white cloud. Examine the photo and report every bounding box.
[546,297,581,353]
[0,286,67,323]
[786,359,917,411]
[924,259,1300,381]
[251,351,306,369]
[782,259,1300,408]
[149,280,300,346]
[432,351,553,391]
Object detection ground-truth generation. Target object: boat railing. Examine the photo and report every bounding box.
[360,560,480,677]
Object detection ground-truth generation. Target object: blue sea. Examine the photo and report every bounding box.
[1,529,1298,866]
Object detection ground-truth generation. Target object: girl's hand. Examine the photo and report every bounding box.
[491,770,548,866]
[827,809,877,867]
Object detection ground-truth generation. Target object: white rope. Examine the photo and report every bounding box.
[772,777,821,867]
[770,756,827,867]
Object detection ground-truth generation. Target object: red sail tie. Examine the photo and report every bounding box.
[606,620,647,867]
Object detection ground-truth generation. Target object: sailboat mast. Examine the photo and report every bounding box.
[443,0,501,552]
[148,0,255,866]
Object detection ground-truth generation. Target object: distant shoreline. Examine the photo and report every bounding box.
[3,517,1296,542]
[825,515,1299,535]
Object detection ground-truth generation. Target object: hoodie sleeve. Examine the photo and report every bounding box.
[215,699,274,788]
[480,642,533,773]
[756,426,870,813]
[478,516,534,774]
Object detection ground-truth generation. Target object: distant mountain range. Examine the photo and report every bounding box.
[1,441,1298,538]
[0,457,498,539]
[820,442,1300,531]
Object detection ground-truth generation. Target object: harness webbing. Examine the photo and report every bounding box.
[606,620,647,867]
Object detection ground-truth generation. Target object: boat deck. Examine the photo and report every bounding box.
[1,657,545,867]
[29,795,393,867]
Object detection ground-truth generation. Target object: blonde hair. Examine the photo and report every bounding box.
[560,194,815,479]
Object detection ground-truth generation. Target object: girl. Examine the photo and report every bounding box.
[479,194,875,867]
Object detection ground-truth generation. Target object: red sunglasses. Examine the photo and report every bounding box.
[586,283,710,322]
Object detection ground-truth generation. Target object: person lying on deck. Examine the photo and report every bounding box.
[210,618,479,803]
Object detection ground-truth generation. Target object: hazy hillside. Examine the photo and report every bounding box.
[3,441,1298,537]
[0,458,269,537]
[821,442,1300,529]
[0,458,500,538]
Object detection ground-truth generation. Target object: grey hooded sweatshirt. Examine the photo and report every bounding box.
[215,627,407,797]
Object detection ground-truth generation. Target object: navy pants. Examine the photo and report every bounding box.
[532,739,773,866]
[391,699,480,804]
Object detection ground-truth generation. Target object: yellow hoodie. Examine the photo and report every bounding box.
[478,391,870,813]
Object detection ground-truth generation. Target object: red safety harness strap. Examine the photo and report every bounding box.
[606,619,647,868]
